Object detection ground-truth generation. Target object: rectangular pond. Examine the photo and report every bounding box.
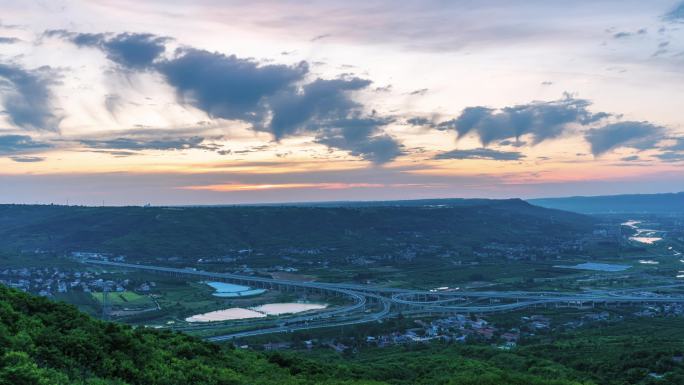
[205,281,267,298]
[185,302,328,322]
[554,262,632,272]
[251,303,327,315]
[185,308,267,322]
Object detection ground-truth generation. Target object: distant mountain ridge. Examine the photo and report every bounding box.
[193,197,527,208]
[528,192,684,214]
[0,199,592,259]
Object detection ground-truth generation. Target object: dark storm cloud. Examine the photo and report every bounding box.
[433,148,524,161]
[51,31,402,163]
[157,48,309,123]
[314,117,403,164]
[266,77,404,163]
[584,121,664,156]
[0,134,52,155]
[157,50,402,163]
[101,33,168,69]
[50,31,309,124]
[438,96,609,146]
[0,64,61,131]
[267,77,370,138]
[46,30,168,69]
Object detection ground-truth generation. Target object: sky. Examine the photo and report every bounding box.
[1,0,683,205]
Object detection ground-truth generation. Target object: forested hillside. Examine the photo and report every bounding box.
[0,285,589,385]
[0,200,593,259]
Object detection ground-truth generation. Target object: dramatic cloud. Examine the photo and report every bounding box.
[0,134,52,156]
[44,31,416,163]
[438,96,608,146]
[46,30,168,69]
[10,156,45,162]
[79,136,216,152]
[433,148,524,161]
[267,77,370,137]
[156,49,402,163]
[656,138,684,162]
[665,137,684,152]
[584,121,664,156]
[101,33,168,69]
[0,64,61,131]
[158,48,308,123]
[315,117,403,164]
[266,77,403,163]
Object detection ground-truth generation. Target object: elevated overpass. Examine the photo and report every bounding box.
[83,259,684,340]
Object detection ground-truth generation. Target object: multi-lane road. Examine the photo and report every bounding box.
[84,259,684,341]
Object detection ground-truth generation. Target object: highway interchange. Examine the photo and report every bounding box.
[84,259,684,341]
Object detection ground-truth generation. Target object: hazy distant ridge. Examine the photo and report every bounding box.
[0,199,592,258]
[528,192,684,214]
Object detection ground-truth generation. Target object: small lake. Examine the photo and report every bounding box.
[555,262,631,272]
[185,302,328,322]
[251,303,327,315]
[205,281,267,298]
[630,236,662,244]
[622,220,663,244]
